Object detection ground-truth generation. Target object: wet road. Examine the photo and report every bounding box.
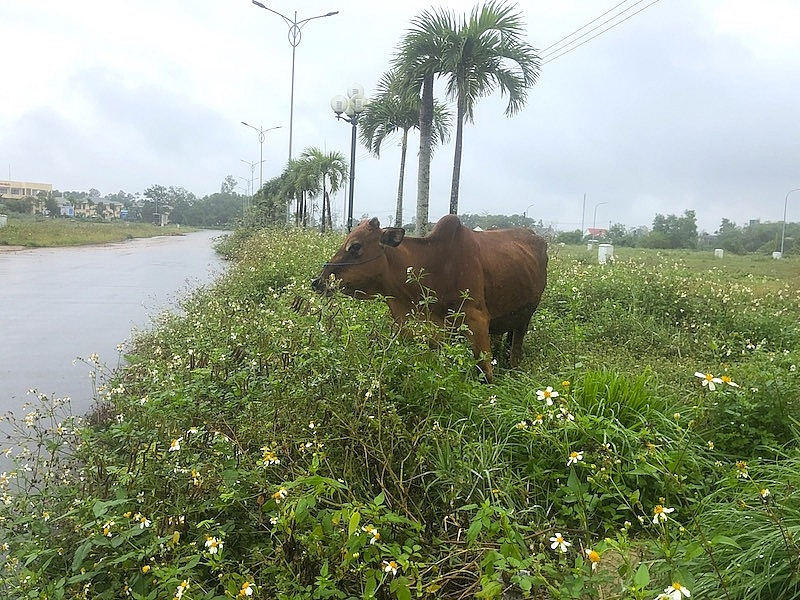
[0,230,225,418]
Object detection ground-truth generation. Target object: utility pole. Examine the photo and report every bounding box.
[580,193,586,235]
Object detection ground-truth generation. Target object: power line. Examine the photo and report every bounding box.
[539,0,645,56]
[541,0,665,65]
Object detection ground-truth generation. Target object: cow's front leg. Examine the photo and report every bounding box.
[464,310,493,383]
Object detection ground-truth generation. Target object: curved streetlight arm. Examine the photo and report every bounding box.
[251,2,338,36]
[780,188,800,256]
[252,0,292,26]
[524,203,535,220]
[240,159,264,168]
[297,11,339,27]
[592,201,609,230]
[241,122,282,139]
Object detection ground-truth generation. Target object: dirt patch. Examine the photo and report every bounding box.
[0,245,28,253]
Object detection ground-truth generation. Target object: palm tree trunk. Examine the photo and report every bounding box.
[320,190,326,232]
[321,179,329,233]
[324,181,333,232]
[416,73,434,236]
[395,128,409,228]
[449,99,465,215]
[325,192,332,231]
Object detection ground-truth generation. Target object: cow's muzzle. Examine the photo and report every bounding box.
[311,274,336,296]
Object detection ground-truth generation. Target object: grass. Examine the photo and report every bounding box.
[1,227,798,600]
[0,215,194,248]
[557,242,799,285]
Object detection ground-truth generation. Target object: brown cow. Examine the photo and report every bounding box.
[311,215,548,382]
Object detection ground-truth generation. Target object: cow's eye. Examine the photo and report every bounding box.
[348,242,361,255]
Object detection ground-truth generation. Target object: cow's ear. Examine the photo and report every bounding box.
[368,217,381,229]
[380,227,405,247]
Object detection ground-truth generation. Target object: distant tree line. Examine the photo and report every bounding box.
[712,218,798,255]
[0,181,249,228]
[556,210,798,255]
[458,213,541,231]
[139,183,245,227]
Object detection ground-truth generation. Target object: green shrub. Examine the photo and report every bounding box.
[1,230,798,599]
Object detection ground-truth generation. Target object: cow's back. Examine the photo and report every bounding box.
[474,227,548,321]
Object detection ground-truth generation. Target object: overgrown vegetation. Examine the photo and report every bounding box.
[2,228,798,599]
[0,215,192,248]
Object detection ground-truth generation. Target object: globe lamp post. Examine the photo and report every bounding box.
[331,83,367,232]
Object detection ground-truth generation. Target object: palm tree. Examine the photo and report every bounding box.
[394,2,539,227]
[393,6,456,235]
[359,69,452,228]
[251,175,287,226]
[284,157,318,227]
[297,147,348,231]
[442,1,540,215]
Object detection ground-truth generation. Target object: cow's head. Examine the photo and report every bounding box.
[311,217,404,298]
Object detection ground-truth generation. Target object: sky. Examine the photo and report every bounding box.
[2,0,799,233]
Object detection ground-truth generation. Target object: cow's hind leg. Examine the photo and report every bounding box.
[508,308,536,369]
[509,327,527,368]
[490,333,509,366]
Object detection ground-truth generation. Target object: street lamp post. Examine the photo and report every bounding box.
[241,123,281,191]
[234,176,250,216]
[523,203,535,225]
[593,201,609,231]
[235,174,251,197]
[581,193,587,236]
[251,1,338,161]
[240,159,261,212]
[331,83,367,232]
[780,188,800,257]
[240,159,259,195]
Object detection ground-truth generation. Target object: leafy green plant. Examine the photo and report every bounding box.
[1,233,798,599]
